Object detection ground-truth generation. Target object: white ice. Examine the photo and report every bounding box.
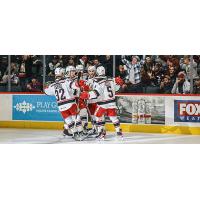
[0,128,200,144]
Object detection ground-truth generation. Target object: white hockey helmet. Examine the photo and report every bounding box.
[55,67,65,77]
[66,65,76,74]
[87,65,96,72]
[96,66,105,76]
[76,65,84,72]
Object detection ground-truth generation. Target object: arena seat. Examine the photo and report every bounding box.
[11,85,22,92]
[145,86,160,94]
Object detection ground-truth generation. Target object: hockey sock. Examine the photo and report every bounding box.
[76,119,83,132]
[80,108,88,129]
[96,120,105,134]
[110,117,121,132]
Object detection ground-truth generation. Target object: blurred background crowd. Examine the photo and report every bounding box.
[0,55,200,94]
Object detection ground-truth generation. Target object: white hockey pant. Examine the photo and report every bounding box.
[109,116,120,132]
[80,108,88,128]
[64,114,83,134]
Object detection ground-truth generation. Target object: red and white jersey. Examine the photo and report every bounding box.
[44,78,79,111]
[89,76,117,109]
[74,73,87,97]
[86,77,98,104]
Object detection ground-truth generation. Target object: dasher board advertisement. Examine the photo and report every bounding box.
[12,95,63,121]
[174,100,200,123]
[116,96,165,124]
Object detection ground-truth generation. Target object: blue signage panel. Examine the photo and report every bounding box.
[13,95,63,121]
[174,100,200,122]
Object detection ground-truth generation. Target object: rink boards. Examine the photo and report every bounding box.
[0,93,200,135]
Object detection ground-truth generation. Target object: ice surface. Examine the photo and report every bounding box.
[0,128,200,144]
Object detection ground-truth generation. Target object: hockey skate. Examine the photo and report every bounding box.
[87,128,98,137]
[73,132,83,141]
[82,130,90,138]
[72,131,90,141]
[82,123,98,138]
[116,129,124,140]
[96,130,106,140]
[63,129,73,137]
[82,124,91,137]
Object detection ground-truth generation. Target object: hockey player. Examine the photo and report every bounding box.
[79,66,124,139]
[86,65,98,118]
[65,65,77,80]
[76,64,88,80]
[44,67,84,139]
[83,65,98,134]
[75,64,90,132]
[64,65,89,136]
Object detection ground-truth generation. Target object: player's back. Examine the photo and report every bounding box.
[94,76,116,108]
[44,78,76,111]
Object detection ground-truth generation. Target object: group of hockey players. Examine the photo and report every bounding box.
[44,64,124,141]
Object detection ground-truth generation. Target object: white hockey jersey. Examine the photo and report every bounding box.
[85,77,98,104]
[44,78,79,111]
[89,76,117,109]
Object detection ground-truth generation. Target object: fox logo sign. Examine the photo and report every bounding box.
[174,100,200,122]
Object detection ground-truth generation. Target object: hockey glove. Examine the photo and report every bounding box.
[81,84,90,91]
[78,80,90,91]
[80,91,90,100]
[79,80,86,87]
[75,79,86,88]
[115,76,124,86]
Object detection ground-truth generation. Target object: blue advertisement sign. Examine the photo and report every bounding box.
[13,95,63,121]
[174,100,200,122]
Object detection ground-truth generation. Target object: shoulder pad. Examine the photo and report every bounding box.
[107,76,113,81]
[94,77,106,82]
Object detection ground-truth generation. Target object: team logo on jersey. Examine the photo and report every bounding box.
[14,100,35,114]
[174,100,200,122]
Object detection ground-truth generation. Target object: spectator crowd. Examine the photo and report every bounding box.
[115,55,200,94]
[0,55,200,94]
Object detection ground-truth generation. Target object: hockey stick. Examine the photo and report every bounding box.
[73,71,82,141]
[84,99,98,136]
[73,71,89,141]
